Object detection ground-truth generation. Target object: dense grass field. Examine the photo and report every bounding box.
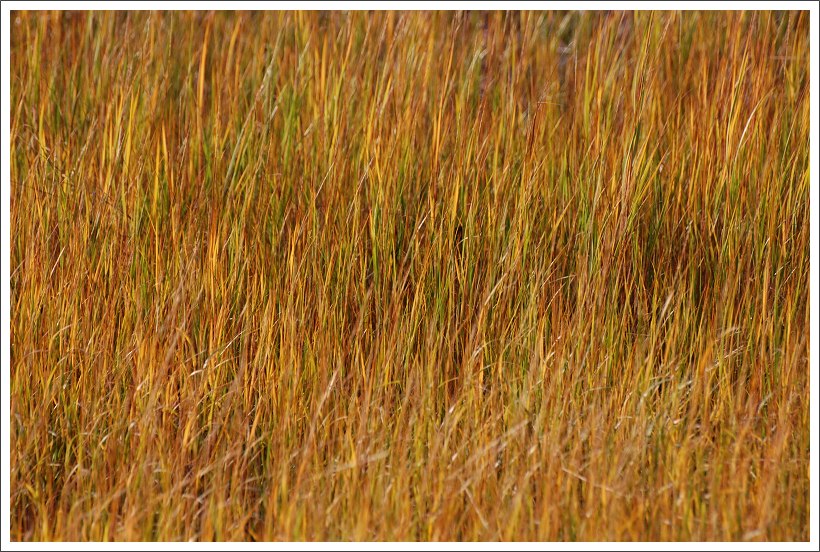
[9,11,810,541]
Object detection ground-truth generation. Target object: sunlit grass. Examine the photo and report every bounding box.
[10,10,810,541]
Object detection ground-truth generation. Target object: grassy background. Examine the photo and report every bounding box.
[9,10,810,541]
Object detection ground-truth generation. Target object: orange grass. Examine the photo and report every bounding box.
[9,10,810,541]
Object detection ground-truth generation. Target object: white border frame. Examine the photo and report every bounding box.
[1,2,817,550]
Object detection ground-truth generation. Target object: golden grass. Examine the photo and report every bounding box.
[9,10,810,541]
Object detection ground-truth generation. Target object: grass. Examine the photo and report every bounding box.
[9,10,810,541]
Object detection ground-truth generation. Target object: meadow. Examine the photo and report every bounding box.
[9,10,810,541]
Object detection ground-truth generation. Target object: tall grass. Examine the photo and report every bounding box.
[9,11,810,541]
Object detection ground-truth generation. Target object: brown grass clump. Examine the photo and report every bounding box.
[9,11,810,541]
